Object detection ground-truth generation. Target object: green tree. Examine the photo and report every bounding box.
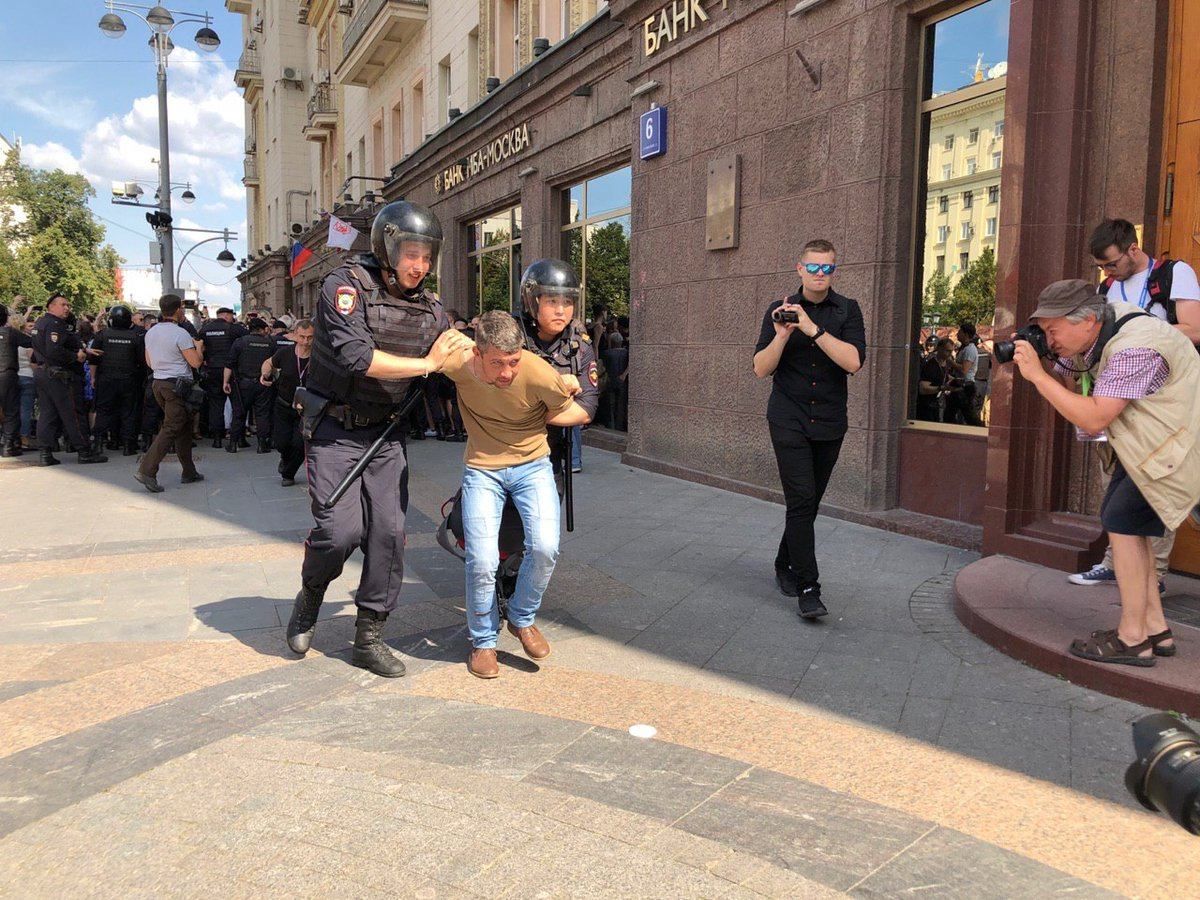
[0,148,122,314]
[583,220,630,318]
[922,268,952,325]
[946,247,997,327]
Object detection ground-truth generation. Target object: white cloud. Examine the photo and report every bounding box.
[19,141,84,175]
[0,64,95,130]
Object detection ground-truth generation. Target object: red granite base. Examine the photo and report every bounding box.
[954,556,1200,716]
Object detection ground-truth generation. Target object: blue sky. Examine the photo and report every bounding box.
[930,0,1010,95]
[0,1,248,308]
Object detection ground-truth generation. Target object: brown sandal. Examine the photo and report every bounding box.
[1090,627,1176,657]
[1070,632,1156,667]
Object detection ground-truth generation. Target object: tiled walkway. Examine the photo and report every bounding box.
[0,442,1196,897]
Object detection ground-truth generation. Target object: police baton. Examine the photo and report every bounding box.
[563,426,574,533]
[321,384,424,510]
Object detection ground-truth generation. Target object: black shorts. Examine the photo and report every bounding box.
[1100,462,1166,538]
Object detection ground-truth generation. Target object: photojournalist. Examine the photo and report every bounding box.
[1009,279,1200,666]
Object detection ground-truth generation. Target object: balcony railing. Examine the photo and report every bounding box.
[234,47,262,88]
[242,154,258,183]
[307,82,336,123]
[342,0,428,85]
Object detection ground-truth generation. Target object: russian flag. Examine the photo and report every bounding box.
[290,241,314,279]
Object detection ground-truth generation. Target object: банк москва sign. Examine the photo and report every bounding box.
[434,123,531,195]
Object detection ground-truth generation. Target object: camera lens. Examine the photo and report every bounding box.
[993,340,1016,364]
[1125,712,1200,834]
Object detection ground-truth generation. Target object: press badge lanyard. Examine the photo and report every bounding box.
[1119,258,1155,310]
[296,350,309,385]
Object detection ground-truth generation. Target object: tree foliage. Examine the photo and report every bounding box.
[947,247,997,327]
[582,220,630,318]
[0,149,123,314]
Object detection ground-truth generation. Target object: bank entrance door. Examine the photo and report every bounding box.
[1162,0,1200,574]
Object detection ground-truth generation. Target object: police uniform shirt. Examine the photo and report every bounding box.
[31,313,83,369]
[309,256,449,419]
[270,346,307,406]
[273,334,296,353]
[0,325,33,373]
[197,319,246,369]
[525,320,601,420]
[754,290,867,440]
[228,332,276,379]
[91,328,144,376]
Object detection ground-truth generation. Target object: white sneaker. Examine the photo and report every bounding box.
[1067,564,1116,586]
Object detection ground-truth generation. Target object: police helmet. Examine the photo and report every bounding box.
[520,259,581,321]
[109,305,133,329]
[370,201,442,275]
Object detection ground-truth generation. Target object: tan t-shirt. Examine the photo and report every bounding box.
[442,348,575,470]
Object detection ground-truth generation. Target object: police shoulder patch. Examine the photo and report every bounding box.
[588,361,599,387]
[334,285,358,316]
[580,331,591,344]
[50,332,59,343]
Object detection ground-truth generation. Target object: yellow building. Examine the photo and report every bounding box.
[921,65,1006,298]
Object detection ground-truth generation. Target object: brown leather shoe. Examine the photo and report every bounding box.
[468,648,499,679]
[507,622,550,660]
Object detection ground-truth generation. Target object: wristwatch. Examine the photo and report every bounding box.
[810,326,826,341]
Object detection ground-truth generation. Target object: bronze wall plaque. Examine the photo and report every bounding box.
[706,155,740,250]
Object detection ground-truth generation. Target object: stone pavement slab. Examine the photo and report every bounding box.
[1,441,1198,896]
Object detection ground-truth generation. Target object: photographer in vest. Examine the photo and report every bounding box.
[1068,219,1200,589]
[284,200,471,678]
[1011,279,1200,666]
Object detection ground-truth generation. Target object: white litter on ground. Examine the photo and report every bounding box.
[628,724,657,739]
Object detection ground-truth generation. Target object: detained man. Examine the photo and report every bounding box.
[441,311,591,679]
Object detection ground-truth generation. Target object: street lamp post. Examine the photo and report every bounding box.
[174,226,238,285]
[99,2,221,297]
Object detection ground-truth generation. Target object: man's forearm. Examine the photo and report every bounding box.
[222,367,232,387]
[364,348,432,380]
[1029,373,1113,433]
[813,333,862,374]
[752,334,788,378]
[547,401,590,427]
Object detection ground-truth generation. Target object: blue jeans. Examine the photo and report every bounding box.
[18,375,34,437]
[461,456,560,649]
[570,425,583,470]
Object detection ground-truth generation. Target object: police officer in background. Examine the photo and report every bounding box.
[31,294,107,466]
[224,318,276,453]
[90,306,145,456]
[197,307,245,448]
[271,319,296,352]
[0,305,33,457]
[261,318,313,487]
[516,260,600,487]
[284,200,471,677]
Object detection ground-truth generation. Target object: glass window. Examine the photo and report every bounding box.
[911,0,1008,429]
[561,164,632,432]
[466,205,521,316]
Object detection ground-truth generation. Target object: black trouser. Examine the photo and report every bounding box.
[141,377,162,440]
[945,382,981,427]
[272,400,304,480]
[769,421,844,589]
[34,367,88,452]
[0,371,19,443]
[301,417,408,614]
[198,368,227,437]
[230,377,272,446]
[94,373,142,445]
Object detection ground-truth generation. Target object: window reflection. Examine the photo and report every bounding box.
[467,205,521,316]
[911,0,1009,429]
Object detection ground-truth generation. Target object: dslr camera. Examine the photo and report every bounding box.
[772,308,800,325]
[993,323,1052,364]
[1126,712,1200,834]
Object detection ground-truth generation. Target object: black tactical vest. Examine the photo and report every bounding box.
[309,260,445,419]
[0,326,19,373]
[235,333,276,379]
[198,320,240,369]
[95,328,140,375]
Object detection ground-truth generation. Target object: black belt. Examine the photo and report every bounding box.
[325,403,389,429]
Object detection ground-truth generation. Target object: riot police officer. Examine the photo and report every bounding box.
[224,318,276,453]
[197,307,246,447]
[31,295,107,466]
[0,305,33,457]
[91,306,145,456]
[516,260,600,485]
[285,200,471,677]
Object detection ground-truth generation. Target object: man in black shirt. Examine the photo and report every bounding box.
[91,306,145,455]
[197,308,246,447]
[31,294,108,466]
[261,318,312,486]
[753,239,866,619]
[0,304,33,457]
[224,318,276,453]
[915,338,953,422]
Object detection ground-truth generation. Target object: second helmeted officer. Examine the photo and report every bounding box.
[224,318,276,453]
[516,260,599,485]
[284,200,471,676]
[197,307,245,447]
[91,305,145,456]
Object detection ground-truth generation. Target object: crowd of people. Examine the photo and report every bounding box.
[915,322,987,426]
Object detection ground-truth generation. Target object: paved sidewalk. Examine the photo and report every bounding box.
[0,442,1197,897]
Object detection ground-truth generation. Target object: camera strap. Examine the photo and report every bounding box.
[1060,309,1151,379]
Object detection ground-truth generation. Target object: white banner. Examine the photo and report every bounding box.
[327,215,359,250]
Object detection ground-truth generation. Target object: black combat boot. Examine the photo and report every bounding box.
[123,440,138,456]
[211,434,224,449]
[256,440,271,454]
[225,436,238,453]
[39,449,61,467]
[285,584,325,654]
[77,445,108,464]
[350,609,406,677]
[1,440,21,458]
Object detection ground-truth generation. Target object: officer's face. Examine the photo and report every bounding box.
[48,297,69,318]
[475,346,522,388]
[393,241,433,290]
[535,293,575,336]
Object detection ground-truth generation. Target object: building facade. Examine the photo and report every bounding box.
[232,0,1200,574]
